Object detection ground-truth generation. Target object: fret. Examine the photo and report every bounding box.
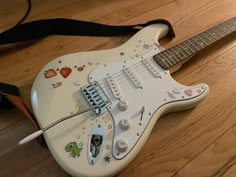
[214,25,228,37]
[208,28,222,39]
[163,49,179,63]
[176,43,192,56]
[167,48,182,62]
[227,18,236,30]
[153,54,169,69]
[189,38,204,50]
[163,49,178,63]
[219,23,233,34]
[225,21,236,31]
[211,28,223,38]
[161,50,177,64]
[172,45,187,59]
[207,30,219,40]
[202,31,216,43]
[185,40,199,52]
[192,36,208,48]
[156,52,172,68]
[154,17,236,70]
[158,52,174,66]
[198,33,211,46]
[181,41,195,55]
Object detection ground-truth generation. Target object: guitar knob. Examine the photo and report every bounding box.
[116,139,128,152]
[119,119,131,130]
[117,99,128,111]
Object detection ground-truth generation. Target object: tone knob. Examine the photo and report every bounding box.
[116,139,128,152]
[119,119,131,130]
[117,99,128,111]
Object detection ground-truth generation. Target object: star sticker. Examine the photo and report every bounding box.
[104,155,111,163]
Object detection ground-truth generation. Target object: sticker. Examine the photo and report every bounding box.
[73,80,81,86]
[77,66,84,72]
[65,142,83,158]
[184,89,193,96]
[167,92,176,100]
[44,69,57,79]
[52,82,62,88]
[106,144,111,150]
[173,87,181,94]
[120,52,125,56]
[60,67,72,78]
[104,155,111,163]
[78,142,83,147]
[197,89,202,93]
[143,44,150,49]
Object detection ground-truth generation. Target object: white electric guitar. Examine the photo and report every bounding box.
[23,17,235,177]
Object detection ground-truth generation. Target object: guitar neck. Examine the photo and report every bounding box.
[154,17,236,69]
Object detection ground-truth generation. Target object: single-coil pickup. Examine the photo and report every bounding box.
[106,76,121,99]
[142,59,161,78]
[123,68,142,88]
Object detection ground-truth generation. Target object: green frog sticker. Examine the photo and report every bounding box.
[65,142,83,157]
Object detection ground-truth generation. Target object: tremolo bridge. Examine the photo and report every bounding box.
[81,82,110,115]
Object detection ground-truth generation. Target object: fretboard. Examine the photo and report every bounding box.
[154,16,236,69]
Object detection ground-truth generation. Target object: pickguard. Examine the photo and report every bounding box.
[89,48,207,159]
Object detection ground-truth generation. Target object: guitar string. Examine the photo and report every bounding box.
[84,17,236,105]
[95,62,156,98]
[97,62,147,85]
[97,61,152,88]
[97,55,156,84]
[94,53,162,92]
[95,70,151,102]
[94,56,154,89]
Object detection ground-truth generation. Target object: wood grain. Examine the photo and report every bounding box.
[0,0,236,177]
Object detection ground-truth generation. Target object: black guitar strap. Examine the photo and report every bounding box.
[0,18,175,140]
[0,18,175,45]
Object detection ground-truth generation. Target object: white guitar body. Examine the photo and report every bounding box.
[31,23,209,177]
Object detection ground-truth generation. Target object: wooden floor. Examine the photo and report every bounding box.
[0,0,236,177]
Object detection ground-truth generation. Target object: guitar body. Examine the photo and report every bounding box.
[31,23,209,177]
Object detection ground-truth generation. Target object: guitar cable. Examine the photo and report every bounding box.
[18,105,100,145]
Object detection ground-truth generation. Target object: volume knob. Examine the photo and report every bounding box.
[119,119,131,130]
[116,139,128,152]
[117,99,128,111]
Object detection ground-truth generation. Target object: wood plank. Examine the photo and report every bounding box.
[177,124,236,177]
[0,0,236,177]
